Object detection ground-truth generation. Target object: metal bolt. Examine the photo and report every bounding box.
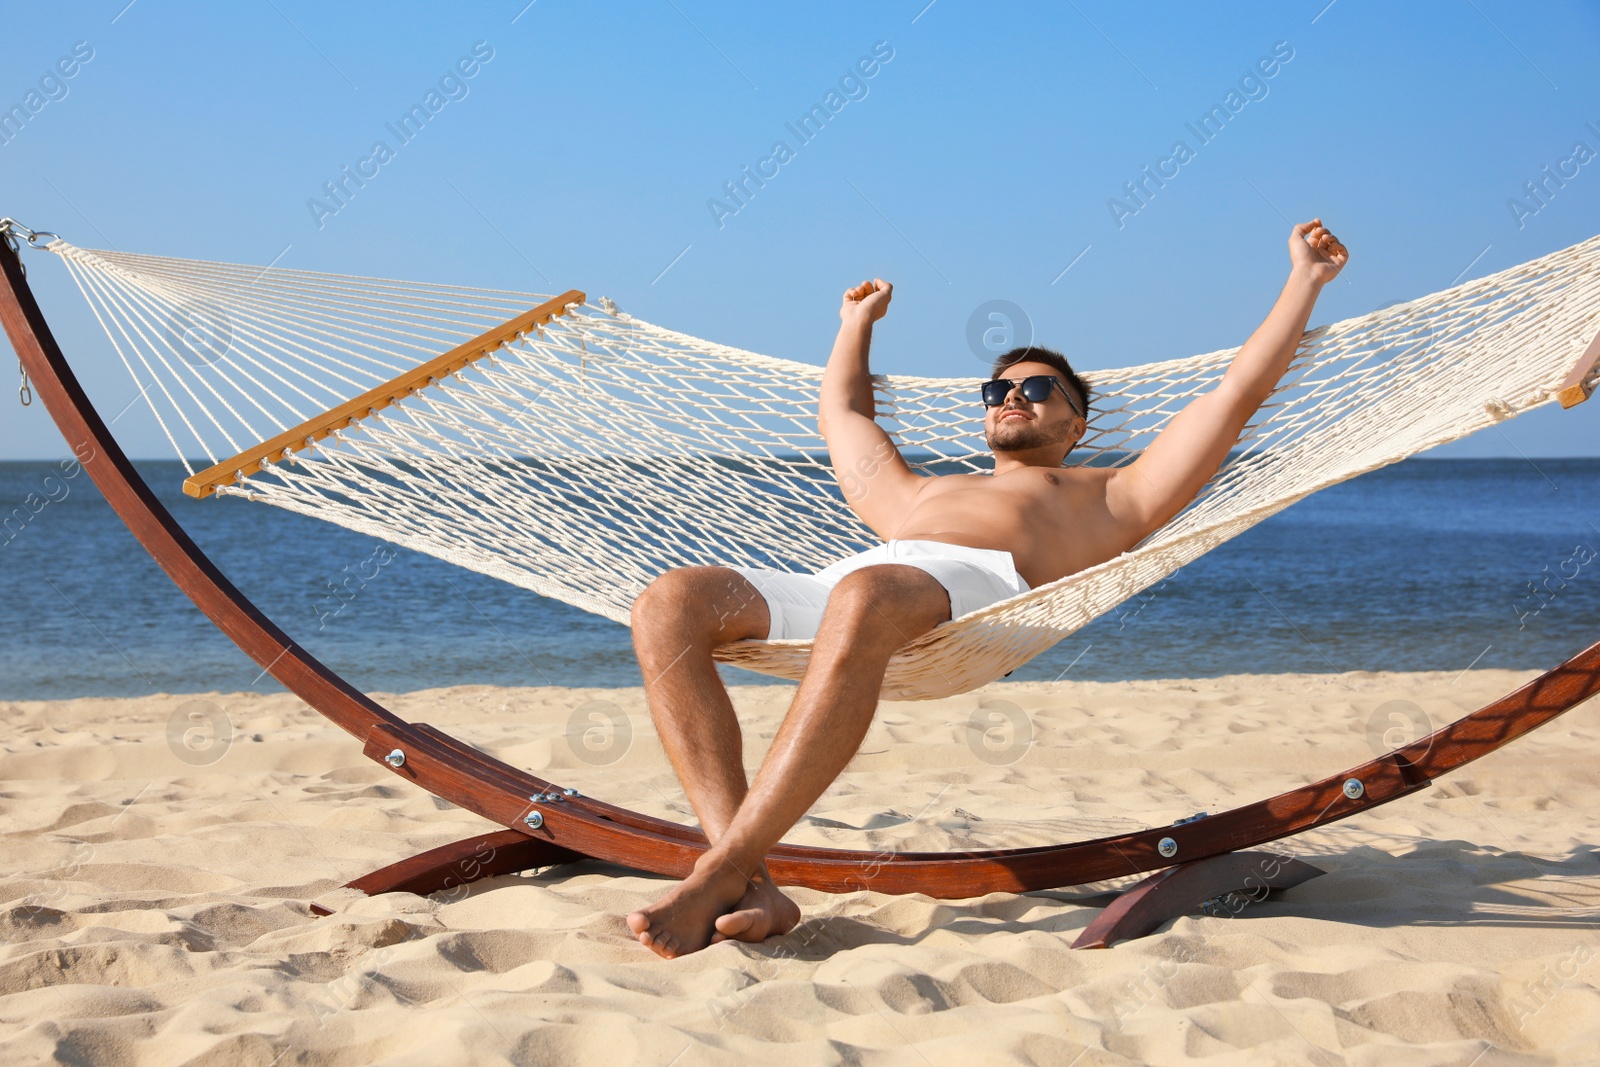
[562,788,579,798]
[384,749,405,768]
[1343,778,1365,800]
[524,810,544,829]
[1157,837,1178,859]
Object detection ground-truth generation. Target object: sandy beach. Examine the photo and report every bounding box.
[2,668,1598,1065]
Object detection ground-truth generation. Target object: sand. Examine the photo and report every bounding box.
[2,669,1598,1065]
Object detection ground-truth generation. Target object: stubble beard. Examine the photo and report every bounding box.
[986,414,1075,455]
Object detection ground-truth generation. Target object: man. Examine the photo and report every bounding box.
[626,219,1348,958]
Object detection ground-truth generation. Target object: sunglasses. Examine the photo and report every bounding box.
[981,375,1084,418]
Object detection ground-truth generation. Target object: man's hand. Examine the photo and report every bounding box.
[840,278,893,325]
[1289,219,1348,286]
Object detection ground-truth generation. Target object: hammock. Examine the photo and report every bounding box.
[44,236,1600,699]
[6,222,1600,943]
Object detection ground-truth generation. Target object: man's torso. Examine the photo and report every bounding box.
[875,466,1141,588]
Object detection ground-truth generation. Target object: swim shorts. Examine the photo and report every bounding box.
[728,539,1031,641]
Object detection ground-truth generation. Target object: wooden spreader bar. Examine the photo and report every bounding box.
[181,288,586,499]
[7,236,1599,948]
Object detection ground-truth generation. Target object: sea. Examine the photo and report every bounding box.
[1,458,1597,701]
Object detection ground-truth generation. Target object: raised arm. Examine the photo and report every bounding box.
[817,278,924,536]
[1107,219,1349,538]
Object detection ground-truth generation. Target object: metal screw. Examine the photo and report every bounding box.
[384,749,405,768]
[1158,837,1178,859]
[1343,778,1365,800]
[524,810,544,829]
[562,788,579,798]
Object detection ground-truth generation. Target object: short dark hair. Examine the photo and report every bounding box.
[991,346,1090,418]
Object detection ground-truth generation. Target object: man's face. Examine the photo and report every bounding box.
[983,361,1084,455]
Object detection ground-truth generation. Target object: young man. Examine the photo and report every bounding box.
[625,219,1348,958]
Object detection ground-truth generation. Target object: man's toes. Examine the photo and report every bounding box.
[626,910,650,936]
[714,908,762,941]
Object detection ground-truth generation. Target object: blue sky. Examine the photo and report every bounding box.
[3,0,1597,459]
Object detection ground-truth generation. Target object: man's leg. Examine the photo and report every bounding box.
[626,563,951,958]
[631,566,771,841]
[629,566,800,947]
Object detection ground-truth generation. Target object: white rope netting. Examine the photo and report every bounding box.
[48,237,1600,699]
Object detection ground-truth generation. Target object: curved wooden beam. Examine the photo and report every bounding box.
[6,236,1600,901]
[1071,851,1325,949]
[307,829,580,913]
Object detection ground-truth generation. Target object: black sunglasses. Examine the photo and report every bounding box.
[981,375,1083,418]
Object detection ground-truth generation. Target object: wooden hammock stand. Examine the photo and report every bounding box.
[5,236,1599,949]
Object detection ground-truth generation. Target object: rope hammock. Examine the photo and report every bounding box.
[9,224,1600,930]
[45,236,1600,699]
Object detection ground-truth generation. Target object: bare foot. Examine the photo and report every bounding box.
[627,851,796,959]
[710,866,801,946]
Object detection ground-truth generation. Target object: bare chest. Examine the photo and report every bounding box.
[889,470,1126,584]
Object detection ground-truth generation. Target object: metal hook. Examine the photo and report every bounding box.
[0,218,59,251]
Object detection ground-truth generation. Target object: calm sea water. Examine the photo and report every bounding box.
[1,458,1596,701]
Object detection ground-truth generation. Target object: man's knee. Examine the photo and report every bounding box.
[632,568,706,634]
[632,567,764,644]
[824,565,950,636]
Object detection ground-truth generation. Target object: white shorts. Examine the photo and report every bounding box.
[729,540,1031,641]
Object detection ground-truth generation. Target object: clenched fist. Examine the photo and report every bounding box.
[1290,219,1348,286]
[840,278,893,325]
